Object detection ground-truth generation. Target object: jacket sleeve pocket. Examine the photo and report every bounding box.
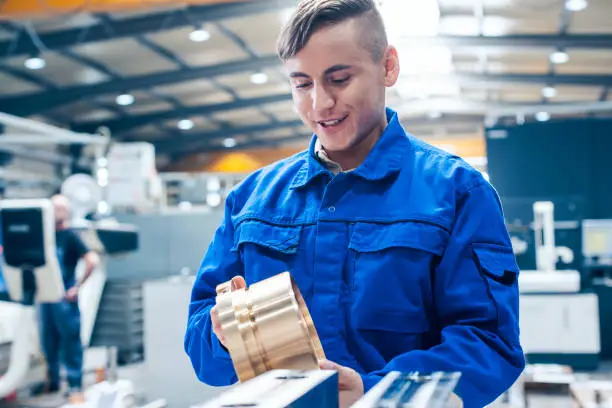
[472,243,520,342]
[473,243,519,285]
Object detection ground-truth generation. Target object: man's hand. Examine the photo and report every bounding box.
[320,360,364,408]
[210,276,247,349]
[210,305,228,348]
[64,286,79,302]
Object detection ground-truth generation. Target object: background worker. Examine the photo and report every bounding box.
[37,194,100,400]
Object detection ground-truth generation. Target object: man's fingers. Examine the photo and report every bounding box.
[231,276,247,290]
[319,360,351,387]
[210,305,228,347]
[319,359,340,371]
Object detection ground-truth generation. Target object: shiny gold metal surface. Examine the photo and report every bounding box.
[215,272,326,382]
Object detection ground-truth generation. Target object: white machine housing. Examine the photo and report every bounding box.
[1,198,65,303]
[519,201,579,293]
[0,199,67,399]
[517,201,600,369]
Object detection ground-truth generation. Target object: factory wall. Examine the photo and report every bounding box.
[91,208,225,364]
[106,208,224,281]
[485,117,612,271]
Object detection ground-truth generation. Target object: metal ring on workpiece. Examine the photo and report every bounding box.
[215,272,326,383]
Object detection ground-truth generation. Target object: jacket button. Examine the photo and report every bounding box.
[328,206,336,213]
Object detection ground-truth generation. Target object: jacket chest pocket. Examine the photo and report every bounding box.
[231,220,303,285]
[348,221,449,334]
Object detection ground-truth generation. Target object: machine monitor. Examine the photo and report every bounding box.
[0,199,64,304]
[582,219,612,264]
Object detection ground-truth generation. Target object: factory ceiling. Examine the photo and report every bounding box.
[0,0,611,167]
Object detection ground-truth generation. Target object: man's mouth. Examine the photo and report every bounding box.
[317,114,348,128]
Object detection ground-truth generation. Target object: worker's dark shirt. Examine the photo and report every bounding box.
[56,228,88,290]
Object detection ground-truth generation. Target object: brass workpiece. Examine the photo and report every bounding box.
[215,272,326,383]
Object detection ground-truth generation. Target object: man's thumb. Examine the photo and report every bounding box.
[319,359,340,371]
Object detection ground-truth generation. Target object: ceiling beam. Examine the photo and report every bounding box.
[185,132,310,155]
[163,114,487,158]
[0,0,294,21]
[0,55,280,116]
[457,72,612,87]
[3,5,612,59]
[397,34,612,49]
[0,1,296,57]
[165,98,612,157]
[154,119,305,154]
[5,68,612,118]
[72,93,293,134]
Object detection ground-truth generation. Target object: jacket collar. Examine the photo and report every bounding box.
[290,107,412,189]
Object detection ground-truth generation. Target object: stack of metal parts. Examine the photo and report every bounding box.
[215,272,326,382]
[197,369,461,408]
[90,280,144,365]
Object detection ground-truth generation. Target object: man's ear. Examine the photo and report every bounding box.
[383,45,400,87]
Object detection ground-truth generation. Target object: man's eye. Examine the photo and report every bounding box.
[294,82,311,89]
[331,76,350,84]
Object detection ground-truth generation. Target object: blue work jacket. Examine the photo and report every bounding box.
[185,108,525,408]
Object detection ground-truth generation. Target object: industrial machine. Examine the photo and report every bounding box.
[519,201,578,293]
[0,199,64,399]
[0,198,146,407]
[518,202,600,370]
[197,369,462,408]
[581,219,612,361]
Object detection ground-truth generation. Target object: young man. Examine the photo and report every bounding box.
[38,194,100,401]
[185,1,525,407]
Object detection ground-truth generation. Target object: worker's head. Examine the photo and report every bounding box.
[277,0,400,153]
[51,194,70,229]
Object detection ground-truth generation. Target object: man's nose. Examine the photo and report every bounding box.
[312,84,335,112]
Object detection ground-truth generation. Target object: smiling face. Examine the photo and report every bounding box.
[283,17,400,164]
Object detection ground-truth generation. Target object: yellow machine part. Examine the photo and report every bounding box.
[0,0,241,18]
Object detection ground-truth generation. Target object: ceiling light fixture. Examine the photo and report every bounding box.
[178,119,195,130]
[24,56,45,70]
[223,138,237,148]
[189,29,211,42]
[206,193,222,207]
[542,86,558,98]
[116,93,134,106]
[535,112,551,122]
[550,50,569,64]
[250,72,268,85]
[565,0,588,11]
